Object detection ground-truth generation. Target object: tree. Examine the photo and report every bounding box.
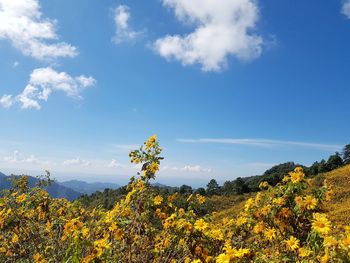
[262,162,298,186]
[221,181,235,195]
[318,159,328,173]
[326,152,343,171]
[194,187,206,196]
[308,161,320,175]
[233,177,250,195]
[179,185,193,195]
[343,144,350,165]
[206,179,220,196]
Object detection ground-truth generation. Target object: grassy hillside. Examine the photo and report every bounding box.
[211,164,350,226]
[322,165,350,227]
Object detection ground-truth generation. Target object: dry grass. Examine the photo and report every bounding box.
[323,164,350,227]
[209,165,350,227]
[209,194,252,223]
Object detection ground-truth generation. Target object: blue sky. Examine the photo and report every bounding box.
[0,0,349,187]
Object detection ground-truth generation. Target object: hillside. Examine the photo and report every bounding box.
[211,164,350,225]
[322,164,350,226]
[59,180,120,195]
[0,173,82,201]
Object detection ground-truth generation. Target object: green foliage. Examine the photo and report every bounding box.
[206,179,220,196]
[343,144,350,165]
[179,185,193,195]
[326,152,343,171]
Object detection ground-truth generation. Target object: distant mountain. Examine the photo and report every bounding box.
[0,173,82,201]
[59,180,120,195]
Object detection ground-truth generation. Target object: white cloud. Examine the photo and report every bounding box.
[0,0,77,60]
[154,0,263,71]
[63,157,91,167]
[3,67,95,109]
[4,150,39,164]
[163,165,212,173]
[0,94,14,108]
[113,5,143,43]
[107,159,121,168]
[342,0,350,18]
[177,138,342,151]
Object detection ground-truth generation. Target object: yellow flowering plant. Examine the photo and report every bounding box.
[0,136,349,262]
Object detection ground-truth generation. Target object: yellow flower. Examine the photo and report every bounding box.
[285,236,300,251]
[194,219,208,232]
[264,228,277,241]
[298,247,312,258]
[93,238,110,257]
[323,236,337,247]
[114,229,124,240]
[244,198,254,211]
[260,205,271,216]
[216,253,230,263]
[16,194,26,203]
[295,196,303,206]
[340,234,350,250]
[153,195,163,205]
[303,195,317,210]
[148,162,159,174]
[259,181,269,189]
[33,253,47,263]
[210,229,224,240]
[196,194,206,204]
[282,175,290,182]
[178,208,185,216]
[11,233,19,244]
[46,221,52,231]
[236,216,247,226]
[234,248,250,258]
[279,207,292,218]
[272,197,285,206]
[289,168,304,183]
[312,213,331,236]
[81,227,89,237]
[318,250,330,263]
[145,134,157,150]
[253,221,265,234]
[325,190,333,201]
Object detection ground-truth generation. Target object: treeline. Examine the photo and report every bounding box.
[197,143,350,196]
[77,143,350,209]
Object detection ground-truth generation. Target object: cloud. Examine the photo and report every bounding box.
[4,150,39,164]
[154,0,263,71]
[2,67,96,109]
[113,5,144,43]
[0,94,14,108]
[107,159,121,168]
[163,165,212,173]
[63,157,91,167]
[342,0,350,18]
[13,61,19,68]
[0,0,77,60]
[177,138,342,151]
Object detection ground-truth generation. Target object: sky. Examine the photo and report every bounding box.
[0,0,350,187]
